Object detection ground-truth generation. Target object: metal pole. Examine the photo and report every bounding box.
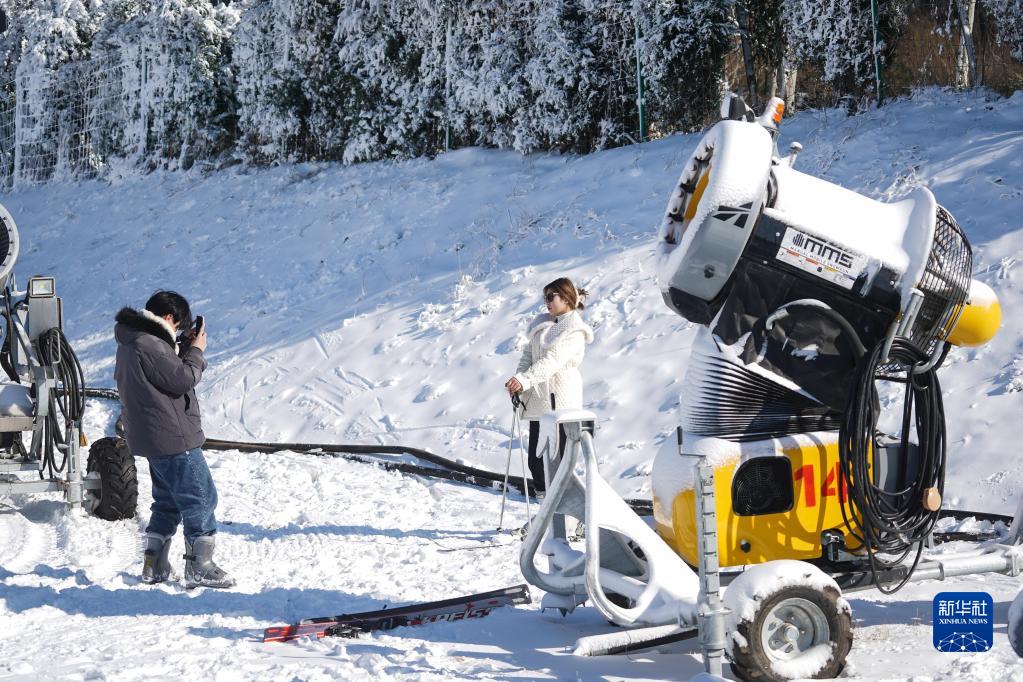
[955,0,978,88]
[497,403,518,530]
[445,15,453,152]
[733,2,758,109]
[695,460,728,676]
[138,44,148,158]
[634,12,646,143]
[13,69,22,189]
[870,0,884,104]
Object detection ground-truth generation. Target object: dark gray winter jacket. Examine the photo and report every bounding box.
[114,307,206,457]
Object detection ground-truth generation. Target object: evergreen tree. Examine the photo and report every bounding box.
[512,0,594,151]
[982,0,1023,60]
[233,0,342,162]
[643,0,732,135]
[446,1,529,151]
[97,0,238,168]
[782,0,910,100]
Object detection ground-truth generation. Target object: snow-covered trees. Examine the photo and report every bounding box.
[782,0,910,97]
[982,0,1023,60]
[5,0,101,182]
[0,0,1019,180]
[333,0,446,163]
[96,0,238,167]
[228,0,732,160]
[642,0,732,135]
[233,0,343,163]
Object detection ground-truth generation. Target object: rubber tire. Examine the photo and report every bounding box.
[87,437,138,521]
[1009,588,1023,657]
[729,584,853,682]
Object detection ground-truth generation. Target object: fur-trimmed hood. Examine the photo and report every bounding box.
[114,307,176,348]
[525,310,594,346]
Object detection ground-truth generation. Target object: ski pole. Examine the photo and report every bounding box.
[518,407,532,532]
[497,395,520,530]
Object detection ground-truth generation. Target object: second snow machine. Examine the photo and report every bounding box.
[0,204,137,521]
[519,95,1012,681]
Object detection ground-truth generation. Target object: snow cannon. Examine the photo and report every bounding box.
[0,203,135,520]
[519,96,1015,682]
[651,92,1001,571]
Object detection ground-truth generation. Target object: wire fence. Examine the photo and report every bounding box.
[1,53,145,189]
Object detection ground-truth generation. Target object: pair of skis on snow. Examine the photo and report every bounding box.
[263,584,531,643]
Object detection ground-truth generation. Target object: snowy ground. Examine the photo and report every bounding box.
[1,88,1022,679]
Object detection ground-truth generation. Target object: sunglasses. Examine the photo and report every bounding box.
[544,292,561,303]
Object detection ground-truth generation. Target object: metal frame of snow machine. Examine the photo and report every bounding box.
[0,203,136,520]
[520,410,1023,680]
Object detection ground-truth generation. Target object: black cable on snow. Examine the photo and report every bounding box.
[202,437,657,514]
[82,387,120,401]
[86,387,655,511]
[203,437,538,496]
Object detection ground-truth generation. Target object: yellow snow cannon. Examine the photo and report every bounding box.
[519,94,1014,682]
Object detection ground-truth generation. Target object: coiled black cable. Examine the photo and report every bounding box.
[838,336,946,594]
[37,327,86,478]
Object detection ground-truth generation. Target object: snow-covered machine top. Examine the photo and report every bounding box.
[768,163,936,297]
[653,96,977,416]
[0,203,20,290]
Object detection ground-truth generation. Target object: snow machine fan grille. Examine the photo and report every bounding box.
[908,205,972,354]
[683,355,842,442]
[0,203,20,288]
[731,457,794,516]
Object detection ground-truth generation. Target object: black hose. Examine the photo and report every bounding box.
[203,437,540,496]
[838,336,946,594]
[84,388,653,512]
[36,328,86,478]
[0,288,19,383]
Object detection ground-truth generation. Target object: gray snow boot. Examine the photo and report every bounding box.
[183,535,236,589]
[142,532,174,584]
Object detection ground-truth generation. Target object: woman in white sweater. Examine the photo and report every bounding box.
[505,277,594,492]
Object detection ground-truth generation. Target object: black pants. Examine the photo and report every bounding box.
[527,421,566,493]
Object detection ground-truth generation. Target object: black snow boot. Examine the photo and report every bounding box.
[142,532,174,584]
[183,535,236,589]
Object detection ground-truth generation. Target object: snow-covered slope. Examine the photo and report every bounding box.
[1,88,1022,680]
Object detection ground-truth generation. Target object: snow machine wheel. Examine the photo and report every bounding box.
[86,437,138,521]
[1009,588,1023,657]
[726,565,852,682]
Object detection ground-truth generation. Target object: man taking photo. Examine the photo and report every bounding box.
[114,291,234,589]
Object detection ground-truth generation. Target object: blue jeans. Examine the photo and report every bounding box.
[146,448,218,545]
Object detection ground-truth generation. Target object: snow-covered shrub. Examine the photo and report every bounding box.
[982,0,1023,60]
[95,0,238,169]
[642,0,732,135]
[782,0,911,96]
[333,0,446,164]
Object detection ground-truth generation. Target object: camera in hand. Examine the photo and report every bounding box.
[177,315,204,357]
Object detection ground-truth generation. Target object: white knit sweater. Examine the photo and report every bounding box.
[513,310,594,420]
